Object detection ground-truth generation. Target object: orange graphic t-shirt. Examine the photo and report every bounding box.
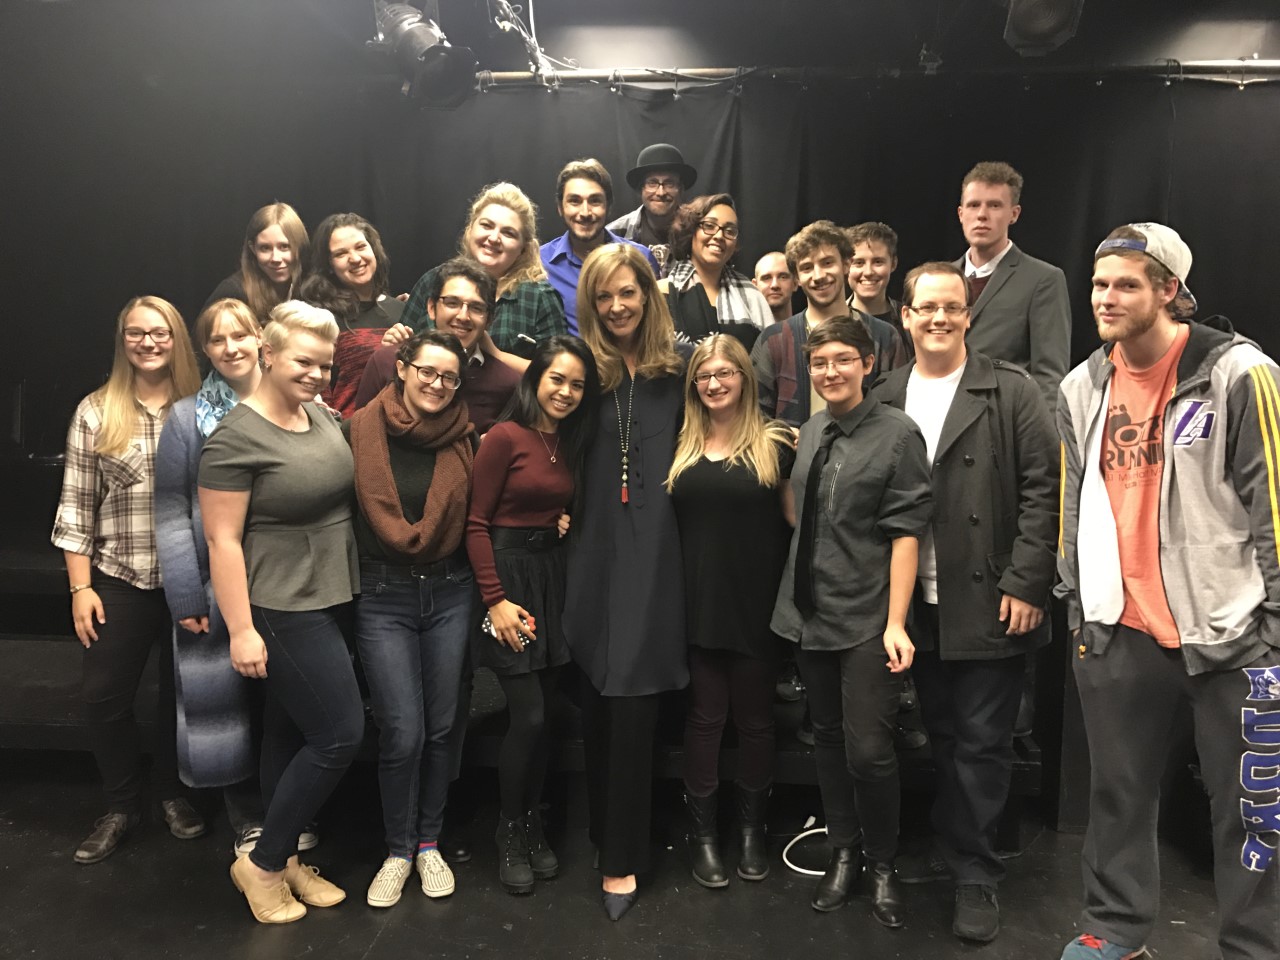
[1101,323,1190,648]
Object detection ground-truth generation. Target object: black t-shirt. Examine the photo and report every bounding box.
[671,438,796,660]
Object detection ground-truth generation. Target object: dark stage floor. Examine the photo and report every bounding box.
[0,750,1221,960]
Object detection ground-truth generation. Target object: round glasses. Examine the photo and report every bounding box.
[406,363,461,390]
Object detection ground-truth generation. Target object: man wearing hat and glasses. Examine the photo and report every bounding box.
[607,143,697,277]
[1056,223,1280,960]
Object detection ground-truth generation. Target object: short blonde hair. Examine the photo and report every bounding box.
[262,300,339,352]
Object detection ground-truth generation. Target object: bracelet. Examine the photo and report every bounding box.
[69,583,93,595]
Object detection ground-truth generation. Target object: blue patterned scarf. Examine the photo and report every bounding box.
[194,371,241,438]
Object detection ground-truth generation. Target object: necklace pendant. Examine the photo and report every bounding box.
[621,482,629,504]
[549,455,556,463]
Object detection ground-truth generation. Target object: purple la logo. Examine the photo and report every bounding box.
[1172,400,1215,447]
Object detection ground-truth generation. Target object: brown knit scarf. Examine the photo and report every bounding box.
[349,381,474,562]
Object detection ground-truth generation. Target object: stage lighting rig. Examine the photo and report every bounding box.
[371,1,478,106]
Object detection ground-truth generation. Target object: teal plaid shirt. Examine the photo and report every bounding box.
[401,265,567,358]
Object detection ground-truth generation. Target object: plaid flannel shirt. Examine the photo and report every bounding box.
[51,394,168,589]
[401,266,567,354]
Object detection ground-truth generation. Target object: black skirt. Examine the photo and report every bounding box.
[474,527,571,677]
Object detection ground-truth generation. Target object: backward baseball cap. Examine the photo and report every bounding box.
[1095,222,1198,314]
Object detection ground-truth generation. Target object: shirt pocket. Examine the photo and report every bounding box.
[100,444,147,489]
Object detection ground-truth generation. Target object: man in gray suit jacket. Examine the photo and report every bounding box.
[954,161,1070,410]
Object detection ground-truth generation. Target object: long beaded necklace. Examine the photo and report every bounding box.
[613,373,637,504]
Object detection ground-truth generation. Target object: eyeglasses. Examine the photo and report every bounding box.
[643,177,681,191]
[693,367,742,385]
[906,303,969,319]
[406,363,461,390]
[807,355,865,375]
[697,219,740,241]
[435,295,490,320]
[123,328,173,344]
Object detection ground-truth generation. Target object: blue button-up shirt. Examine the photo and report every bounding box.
[539,230,659,335]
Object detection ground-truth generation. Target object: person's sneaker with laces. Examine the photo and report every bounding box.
[416,848,456,898]
[297,823,319,852]
[233,825,264,857]
[953,883,999,942]
[1060,934,1150,959]
[367,857,413,907]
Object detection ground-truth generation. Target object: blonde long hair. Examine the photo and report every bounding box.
[577,244,683,392]
[239,202,309,322]
[666,335,792,491]
[93,296,201,456]
[458,182,547,297]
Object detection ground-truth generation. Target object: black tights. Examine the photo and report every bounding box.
[496,667,561,820]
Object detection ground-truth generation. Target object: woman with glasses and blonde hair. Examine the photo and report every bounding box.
[666,334,796,890]
[347,329,479,910]
[566,243,689,920]
[658,194,773,349]
[155,298,266,854]
[52,295,204,865]
[203,202,309,323]
[201,301,361,923]
[385,182,566,360]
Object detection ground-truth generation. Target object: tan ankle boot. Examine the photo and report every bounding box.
[285,860,346,907]
[230,855,306,923]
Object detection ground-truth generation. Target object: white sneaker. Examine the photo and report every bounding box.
[298,823,319,852]
[233,825,264,857]
[367,857,413,908]
[416,848,456,898]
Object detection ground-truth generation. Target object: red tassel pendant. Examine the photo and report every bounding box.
[621,483,629,504]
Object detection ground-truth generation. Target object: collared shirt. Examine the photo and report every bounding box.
[400,265,567,358]
[770,398,932,651]
[540,230,660,335]
[964,240,1014,278]
[607,206,672,276]
[52,394,170,589]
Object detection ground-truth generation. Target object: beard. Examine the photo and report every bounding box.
[1096,303,1160,343]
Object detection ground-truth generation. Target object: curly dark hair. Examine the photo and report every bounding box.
[667,193,737,262]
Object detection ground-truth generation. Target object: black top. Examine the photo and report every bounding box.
[671,440,795,660]
[668,284,761,353]
[564,348,692,696]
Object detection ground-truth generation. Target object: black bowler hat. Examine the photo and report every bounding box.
[625,143,698,191]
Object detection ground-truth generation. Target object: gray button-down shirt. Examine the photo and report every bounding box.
[771,398,932,651]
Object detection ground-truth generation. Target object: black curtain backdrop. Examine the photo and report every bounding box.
[3,0,1278,453]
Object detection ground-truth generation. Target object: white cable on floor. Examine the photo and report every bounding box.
[781,817,828,876]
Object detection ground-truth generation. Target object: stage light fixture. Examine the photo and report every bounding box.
[1003,0,1085,57]
[373,1,478,106]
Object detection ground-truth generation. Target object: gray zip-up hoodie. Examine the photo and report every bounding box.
[1056,316,1280,675]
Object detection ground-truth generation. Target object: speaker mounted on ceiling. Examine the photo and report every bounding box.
[1003,0,1084,57]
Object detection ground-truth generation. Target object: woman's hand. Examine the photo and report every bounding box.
[178,616,210,635]
[71,589,105,647]
[381,323,414,347]
[488,600,536,653]
[230,628,268,678]
[883,624,915,673]
[557,512,571,538]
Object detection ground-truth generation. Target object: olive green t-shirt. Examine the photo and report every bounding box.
[198,402,359,611]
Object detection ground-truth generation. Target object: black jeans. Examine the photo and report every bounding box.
[683,646,776,796]
[82,573,181,812]
[912,601,1025,886]
[580,679,661,877]
[797,642,902,863]
[250,605,363,872]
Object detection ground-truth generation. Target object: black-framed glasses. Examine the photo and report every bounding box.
[807,354,864,375]
[643,177,681,191]
[693,367,742,385]
[906,303,969,319]
[123,327,173,344]
[697,219,740,241]
[435,295,490,320]
[407,363,461,390]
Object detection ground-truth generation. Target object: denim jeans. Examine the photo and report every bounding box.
[249,605,363,872]
[356,564,475,857]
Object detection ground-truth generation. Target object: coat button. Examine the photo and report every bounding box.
[963,455,975,466]
[968,514,979,525]
[972,571,984,582]
[933,459,942,469]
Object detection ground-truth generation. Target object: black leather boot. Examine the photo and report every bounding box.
[495,816,534,894]
[685,791,728,888]
[867,860,906,928]
[811,846,862,911]
[523,806,558,880]
[735,782,770,881]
